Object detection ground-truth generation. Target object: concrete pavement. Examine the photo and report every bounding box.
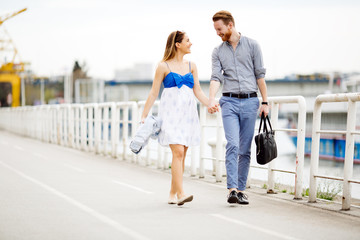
[1,130,360,240]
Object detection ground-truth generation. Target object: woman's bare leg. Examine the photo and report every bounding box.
[169,144,186,199]
[182,146,188,173]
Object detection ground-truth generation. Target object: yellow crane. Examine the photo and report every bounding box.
[0,8,27,107]
[0,8,27,25]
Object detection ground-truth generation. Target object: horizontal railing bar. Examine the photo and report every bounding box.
[250,165,296,174]
[273,128,298,133]
[250,165,267,170]
[314,174,344,181]
[349,179,360,184]
[201,157,225,162]
[316,130,347,134]
[271,169,296,174]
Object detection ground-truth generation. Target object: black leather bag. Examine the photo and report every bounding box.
[254,113,277,165]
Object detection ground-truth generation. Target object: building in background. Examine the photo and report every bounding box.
[114,63,153,81]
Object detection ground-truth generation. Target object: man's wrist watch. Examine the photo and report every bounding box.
[261,102,268,105]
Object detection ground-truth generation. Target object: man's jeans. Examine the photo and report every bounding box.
[219,96,259,191]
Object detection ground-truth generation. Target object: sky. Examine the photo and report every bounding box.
[1,0,360,80]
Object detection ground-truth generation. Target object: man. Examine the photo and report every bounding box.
[208,10,269,204]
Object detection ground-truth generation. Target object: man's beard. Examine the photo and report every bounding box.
[221,30,232,42]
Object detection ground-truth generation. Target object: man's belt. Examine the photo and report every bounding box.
[223,92,257,99]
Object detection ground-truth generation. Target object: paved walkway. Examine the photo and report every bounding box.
[1,130,360,240]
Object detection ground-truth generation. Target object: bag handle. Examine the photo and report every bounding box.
[258,113,265,134]
[256,113,274,156]
[265,114,273,133]
[258,113,274,134]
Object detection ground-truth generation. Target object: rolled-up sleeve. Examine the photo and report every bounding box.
[252,41,266,80]
[210,47,224,83]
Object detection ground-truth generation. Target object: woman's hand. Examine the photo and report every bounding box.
[208,99,219,114]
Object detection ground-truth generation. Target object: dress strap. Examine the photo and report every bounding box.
[188,61,191,72]
[164,61,171,71]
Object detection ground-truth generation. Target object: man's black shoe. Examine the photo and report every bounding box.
[227,190,238,204]
[237,191,249,205]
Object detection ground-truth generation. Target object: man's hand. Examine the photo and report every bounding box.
[259,104,269,117]
[208,99,220,114]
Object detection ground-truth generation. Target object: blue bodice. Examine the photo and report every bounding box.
[163,72,194,89]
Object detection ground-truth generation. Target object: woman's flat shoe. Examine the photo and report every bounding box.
[177,195,193,206]
[168,198,177,204]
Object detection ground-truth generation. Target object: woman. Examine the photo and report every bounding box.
[141,31,210,206]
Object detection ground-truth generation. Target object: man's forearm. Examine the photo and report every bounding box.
[257,78,268,102]
[209,80,221,100]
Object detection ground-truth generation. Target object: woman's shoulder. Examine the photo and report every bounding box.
[188,61,197,72]
[156,61,169,72]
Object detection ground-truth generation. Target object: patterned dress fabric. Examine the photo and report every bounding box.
[158,63,201,147]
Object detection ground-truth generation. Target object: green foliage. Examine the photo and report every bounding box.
[302,188,310,197]
[302,183,341,201]
[316,182,341,201]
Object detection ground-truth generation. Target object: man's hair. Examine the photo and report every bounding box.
[212,10,235,26]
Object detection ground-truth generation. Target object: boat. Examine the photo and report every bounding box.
[278,73,360,163]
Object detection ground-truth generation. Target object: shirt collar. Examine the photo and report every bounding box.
[226,32,242,46]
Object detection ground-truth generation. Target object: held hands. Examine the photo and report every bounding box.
[207,99,220,114]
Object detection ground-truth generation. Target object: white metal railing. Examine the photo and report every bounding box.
[0,98,306,195]
[309,92,360,210]
[4,94,360,207]
[199,96,306,199]
[265,96,306,199]
[0,102,138,162]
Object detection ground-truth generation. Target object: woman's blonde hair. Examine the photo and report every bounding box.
[162,31,185,62]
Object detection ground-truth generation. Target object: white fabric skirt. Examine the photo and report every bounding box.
[158,85,200,147]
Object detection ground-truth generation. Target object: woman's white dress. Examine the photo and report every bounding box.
[158,71,201,147]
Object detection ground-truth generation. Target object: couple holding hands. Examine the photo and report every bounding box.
[141,10,269,206]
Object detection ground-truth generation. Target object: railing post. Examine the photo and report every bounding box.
[61,106,66,145]
[94,104,101,154]
[199,104,207,178]
[80,105,87,151]
[122,105,129,161]
[190,146,199,177]
[146,141,151,165]
[267,102,279,193]
[294,96,306,200]
[342,99,356,210]
[157,143,163,169]
[55,105,61,145]
[88,106,94,152]
[62,106,68,146]
[215,110,223,182]
[309,99,322,203]
[74,105,81,149]
[44,106,50,143]
[68,105,74,148]
[164,148,171,170]
[103,106,109,155]
[111,102,118,158]
[131,102,139,163]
